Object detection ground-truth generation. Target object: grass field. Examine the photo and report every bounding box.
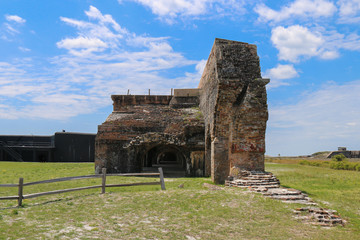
[0,162,359,239]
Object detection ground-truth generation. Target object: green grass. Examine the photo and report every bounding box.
[0,162,359,239]
[266,163,360,232]
[266,157,360,171]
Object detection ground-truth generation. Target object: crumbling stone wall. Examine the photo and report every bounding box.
[199,38,269,184]
[95,95,205,176]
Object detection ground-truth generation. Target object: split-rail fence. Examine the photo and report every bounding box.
[0,168,165,207]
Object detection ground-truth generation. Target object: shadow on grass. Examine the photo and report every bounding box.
[0,193,98,210]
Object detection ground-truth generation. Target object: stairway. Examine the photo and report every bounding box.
[0,141,23,161]
[225,169,345,227]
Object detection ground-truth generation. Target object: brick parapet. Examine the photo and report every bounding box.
[112,95,172,111]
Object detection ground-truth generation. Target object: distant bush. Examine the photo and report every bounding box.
[299,160,329,167]
[330,161,345,170]
[331,154,347,162]
[356,164,360,171]
[299,160,309,165]
[298,157,360,171]
[330,160,359,171]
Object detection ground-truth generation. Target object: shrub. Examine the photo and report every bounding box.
[299,160,309,165]
[356,164,360,171]
[331,154,347,162]
[299,160,330,168]
[346,162,358,171]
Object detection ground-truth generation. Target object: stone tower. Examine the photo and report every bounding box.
[199,38,269,184]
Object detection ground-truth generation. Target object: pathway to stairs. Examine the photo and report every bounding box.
[225,170,345,227]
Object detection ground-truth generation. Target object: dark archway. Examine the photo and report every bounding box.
[143,145,186,177]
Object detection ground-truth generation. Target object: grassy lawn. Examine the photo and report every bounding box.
[0,162,359,239]
[266,163,360,232]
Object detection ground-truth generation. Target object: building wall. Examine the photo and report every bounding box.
[54,133,96,162]
[95,95,205,175]
[327,150,360,158]
[0,135,53,162]
[0,133,95,162]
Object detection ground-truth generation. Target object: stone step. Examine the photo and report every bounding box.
[229,183,279,187]
[269,195,306,201]
[232,179,280,183]
[240,180,278,183]
[241,176,277,180]
[264,188,302,195]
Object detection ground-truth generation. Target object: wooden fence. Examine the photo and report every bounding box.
[0,168,165,207]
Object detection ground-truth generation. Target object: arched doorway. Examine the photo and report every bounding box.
[143,145,186,177]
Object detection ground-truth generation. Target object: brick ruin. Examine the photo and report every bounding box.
[95,38,270,184]
[95,92,205,177]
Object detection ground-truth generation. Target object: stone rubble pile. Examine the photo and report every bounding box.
[294,207,345,227]
[225,170,344,227]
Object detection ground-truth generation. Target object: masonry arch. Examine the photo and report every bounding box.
[144,144,186,170]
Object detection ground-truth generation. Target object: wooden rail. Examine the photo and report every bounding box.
[0,168,165,207]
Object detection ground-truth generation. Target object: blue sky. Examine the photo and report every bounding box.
[0,0,359,156]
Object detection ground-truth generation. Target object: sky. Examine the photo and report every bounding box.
[0,0,359,156]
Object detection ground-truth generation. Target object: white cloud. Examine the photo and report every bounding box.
[338,0,360,23]
[5,15,26,24]
[320,50,339,59]
[271,25,360,62]
[255,0,336,23]
[195,59,207,74]
[265,64,298,80]
[18,46,31,52]
[131,0,209,17]
[267,80,360,155]
[123,0,246,22]
[4,23,19,34]
[264,64,298,88]
[1,14,26,39]
[271,25,324,62]
[57,37,108,55]
[0,6,201,120]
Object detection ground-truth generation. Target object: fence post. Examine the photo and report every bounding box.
[102,168,107,194]
[18,177,23,207]
[158,167,166,190]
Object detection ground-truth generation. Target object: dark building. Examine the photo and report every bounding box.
[327,147,360,158]
[0,132,95,162]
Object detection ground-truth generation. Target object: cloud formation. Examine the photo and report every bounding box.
[122,0,246,22]
[0,6,201,120]
[264,64,298,88]
[271,25,360,62]
[271,25,324,62]
[255,0,336,23]
[5,15,26,24]
[1,14,26,39]
[338,0,360,23]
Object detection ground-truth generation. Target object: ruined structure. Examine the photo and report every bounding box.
[199,39,269,183]
[95,90,205,177]
[327,147,360,158]
[95,38,269,184]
